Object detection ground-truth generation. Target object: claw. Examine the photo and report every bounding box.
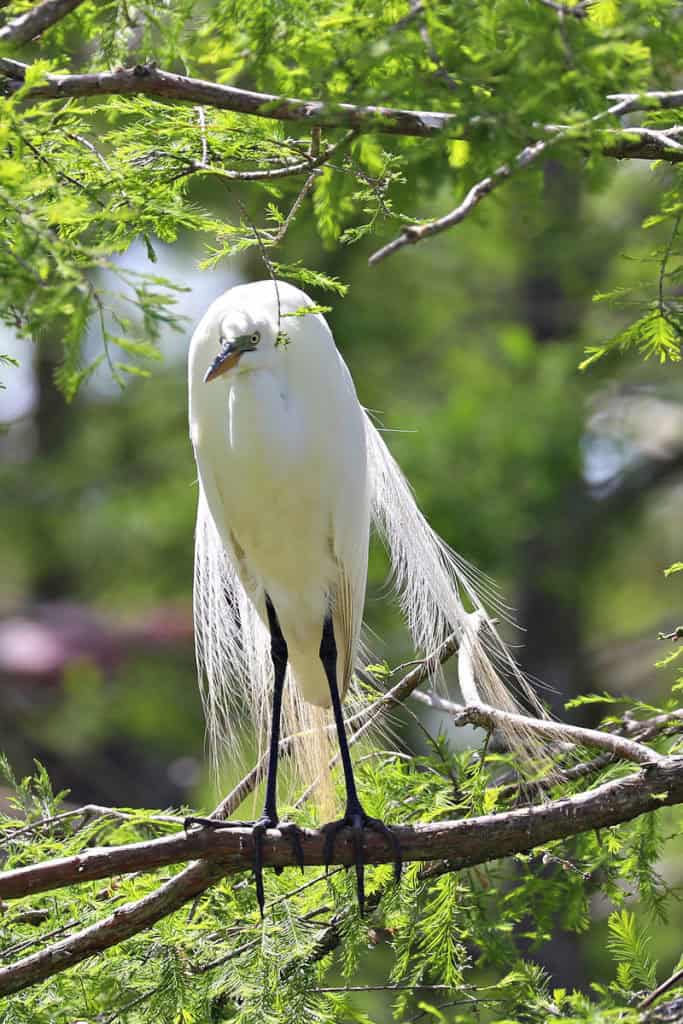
[279,821,305,873]
[184,815,253,831]
[322,806,401,915]
[182,814,278,916]
[251,817,272,916]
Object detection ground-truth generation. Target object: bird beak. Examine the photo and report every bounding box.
[204,342,241,383]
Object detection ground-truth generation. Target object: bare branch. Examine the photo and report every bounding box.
[0,0,87,45]
[369,140,546,265]
[368,94,640,264]
[593,126,683,162]
[606,90,683,114]
[0,755,682,994]
[640,963,683,1010]
[0,857,232,996]
[411,692,664,765]
[0,60,456,138]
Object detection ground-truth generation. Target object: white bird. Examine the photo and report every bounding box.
[186,280,544,913]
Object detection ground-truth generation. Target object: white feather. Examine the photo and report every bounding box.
[188,281,548,802]
[366,417,548,758]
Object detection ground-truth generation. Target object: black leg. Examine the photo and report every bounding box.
[319,615,402,914]
[260,595,287,821]
[185,594,303,915]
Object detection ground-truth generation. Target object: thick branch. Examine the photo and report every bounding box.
[0,756,682,994]
[0,60,455,138]
[0,0,86,44]
[1,58,681,157]
[0,858,231,997]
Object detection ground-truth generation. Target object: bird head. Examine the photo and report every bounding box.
[189,280,332,391]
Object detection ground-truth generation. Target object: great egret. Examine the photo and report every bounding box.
[186,280,543,914]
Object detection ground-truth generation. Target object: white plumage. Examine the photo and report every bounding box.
[188,280,544,800]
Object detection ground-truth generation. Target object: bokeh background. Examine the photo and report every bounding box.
[1,155,682,994]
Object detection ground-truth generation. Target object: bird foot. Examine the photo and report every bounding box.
[322,804,402,915]
[184,814,305,915]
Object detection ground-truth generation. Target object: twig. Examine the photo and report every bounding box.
[63,131,113,172]
[158,126,356,185]
[640,962,683,1009]
[410,691,662,765]
[314,983,461,992]
[195,106,208,167]
[0,0,87,44]
[367,93,656,264]
[0,805,183,846]
[266,172,317,244]
[368,140,546,263]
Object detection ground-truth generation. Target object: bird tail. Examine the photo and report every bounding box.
[365,415,550,768]
[193,488,362,818]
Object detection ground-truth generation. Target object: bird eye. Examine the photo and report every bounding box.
[250,332,260,345]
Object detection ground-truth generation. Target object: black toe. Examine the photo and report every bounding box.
[321,805,401,915]
[279,822,305,873]
[182,813,279,916]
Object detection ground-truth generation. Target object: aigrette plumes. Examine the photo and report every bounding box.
[193,398,550,810]
[366,416,549,765]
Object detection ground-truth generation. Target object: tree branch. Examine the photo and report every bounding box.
[602,126,683,163]
[0,0,87,45]
[368,94,683,264]
[368,139,547,264]
[606,90,683,114]
[0,755,682,994]
[0,59,456,138]
[410,692,664,765]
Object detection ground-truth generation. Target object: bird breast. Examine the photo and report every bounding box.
[193,367,344,631]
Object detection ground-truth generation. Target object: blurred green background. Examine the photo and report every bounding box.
[1,154,682,996]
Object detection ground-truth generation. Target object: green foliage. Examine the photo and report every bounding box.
[1,674,682,1023]
[2,0,683,1019]
[1,0,683,392]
